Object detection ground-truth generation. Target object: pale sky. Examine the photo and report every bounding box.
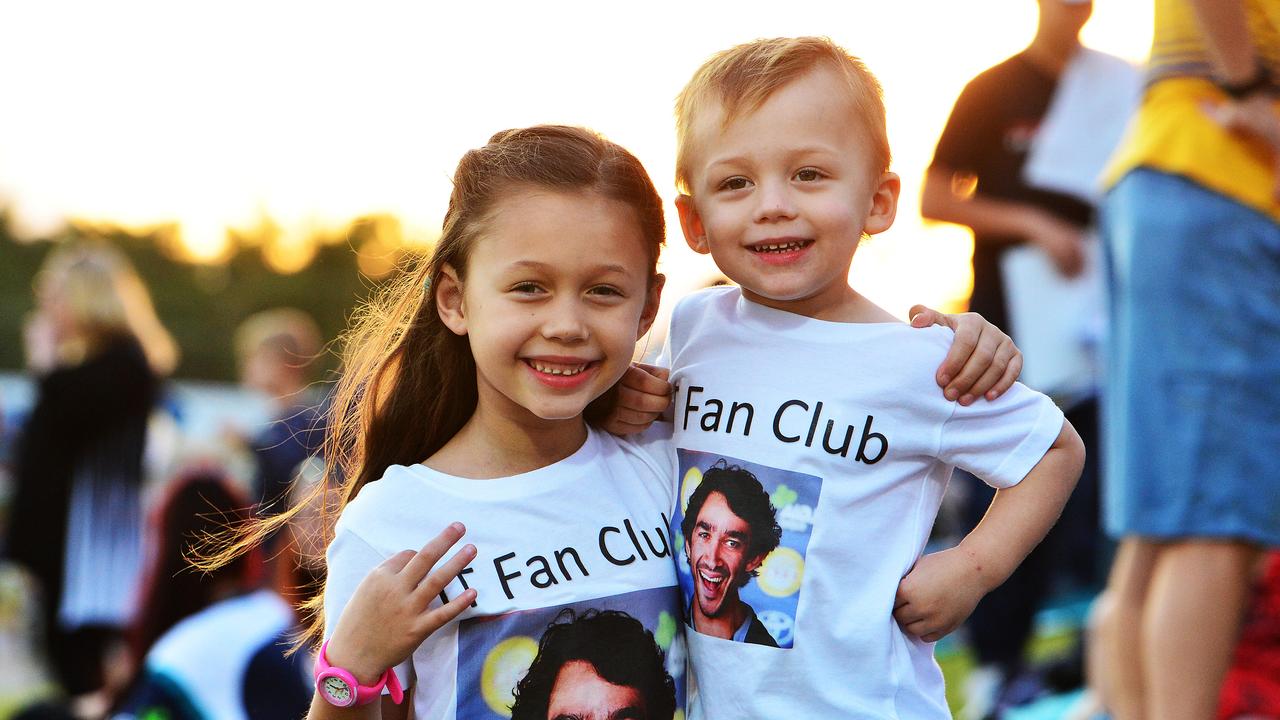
[0,1,1152,316]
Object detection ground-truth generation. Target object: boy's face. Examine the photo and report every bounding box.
[676,65,899,318]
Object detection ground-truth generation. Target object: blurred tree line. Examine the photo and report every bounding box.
[0,211,428,381]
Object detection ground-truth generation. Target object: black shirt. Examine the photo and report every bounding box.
[930,52,1094,332]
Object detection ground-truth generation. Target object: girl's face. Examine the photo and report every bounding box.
[439,188,662,426]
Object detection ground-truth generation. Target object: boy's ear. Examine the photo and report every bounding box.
[637,274,666,340]
[745,553,768,576]
[435,264,467,336]
[862,171,901,236]
[675,195,711,255]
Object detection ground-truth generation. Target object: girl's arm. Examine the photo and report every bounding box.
[893,419,1084,641]
[907,305,1023,405]
[309,523,477,720]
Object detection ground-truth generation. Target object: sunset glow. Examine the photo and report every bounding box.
[0,1,1151,315]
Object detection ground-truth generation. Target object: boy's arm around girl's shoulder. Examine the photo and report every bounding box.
[894,417,1085,643]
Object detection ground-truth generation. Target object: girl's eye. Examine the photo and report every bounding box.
[795,168,823,182]
[588,285,624,298]
[511,282,543,294]
[718,176,751,191]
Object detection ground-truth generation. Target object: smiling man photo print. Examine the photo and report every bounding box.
[680,461,783,647]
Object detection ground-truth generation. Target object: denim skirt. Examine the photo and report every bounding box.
[1101,168,1280,545]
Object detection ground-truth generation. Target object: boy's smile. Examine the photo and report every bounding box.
[676,64,900,321]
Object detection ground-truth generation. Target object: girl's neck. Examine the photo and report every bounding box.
[424,405,589,480]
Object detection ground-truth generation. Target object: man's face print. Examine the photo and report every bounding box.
[688,491,763,618]
[546,660,647,720]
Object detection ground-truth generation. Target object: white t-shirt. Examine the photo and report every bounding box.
[324,425,686,720]
[664,288,1065,719]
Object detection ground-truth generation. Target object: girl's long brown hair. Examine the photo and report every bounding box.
[201,125,665,649]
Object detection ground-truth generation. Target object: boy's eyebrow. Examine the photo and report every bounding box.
[704,145,844,172]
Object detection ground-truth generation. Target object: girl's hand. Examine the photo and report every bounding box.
[324,523,478,685]
[910,305,1022,405]
[893,546,991,643]
[602,363,672,435]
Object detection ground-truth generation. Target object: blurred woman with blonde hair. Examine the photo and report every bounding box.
[5,240,175,707]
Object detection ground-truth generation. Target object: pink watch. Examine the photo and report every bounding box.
[314,639,405,707]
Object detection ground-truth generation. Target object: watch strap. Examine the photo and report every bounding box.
[315,639,405,706]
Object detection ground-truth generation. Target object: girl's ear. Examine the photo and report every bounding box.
[435,264,467,336]
[862,171,901,236]
[637,274,666,340]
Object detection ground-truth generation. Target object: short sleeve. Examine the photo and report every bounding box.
[938,383,1064,489]
[323,527,415,688]
[616,421,677,510]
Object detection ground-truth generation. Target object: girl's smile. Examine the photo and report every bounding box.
[438,188,661,426]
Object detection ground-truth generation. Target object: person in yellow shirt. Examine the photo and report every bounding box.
[1096,2,1280,719]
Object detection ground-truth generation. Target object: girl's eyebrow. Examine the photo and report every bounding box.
[506,260,632,275]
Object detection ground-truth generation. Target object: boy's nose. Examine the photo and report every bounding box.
[753,181,797,222]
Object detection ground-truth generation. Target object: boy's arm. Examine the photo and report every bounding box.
[894,419,1084,642]
[909,304,1023,405]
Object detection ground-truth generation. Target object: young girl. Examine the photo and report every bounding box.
[234,125,1020,720]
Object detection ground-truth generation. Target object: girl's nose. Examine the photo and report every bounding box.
[540,299,589,342]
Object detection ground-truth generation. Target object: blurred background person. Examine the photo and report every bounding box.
[230,308,324,518]
[921,1,1138,715]
[108,466,313,720]
[1095,1,1279,719]
[3,241,176,709]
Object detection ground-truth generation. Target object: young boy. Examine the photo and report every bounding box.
[659,37,1084,718]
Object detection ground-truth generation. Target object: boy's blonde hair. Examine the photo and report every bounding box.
[674,36,891,194]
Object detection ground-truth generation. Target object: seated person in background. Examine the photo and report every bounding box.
[111,466,312,720]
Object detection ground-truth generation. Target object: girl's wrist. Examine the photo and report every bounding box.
[323,638,390,686]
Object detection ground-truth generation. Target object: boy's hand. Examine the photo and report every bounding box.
[893,546,991,643]
[325,523,477,685]
[602,363,672,435]
[910,305,1022,405]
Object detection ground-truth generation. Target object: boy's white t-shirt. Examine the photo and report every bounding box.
[323,425,686,720]
[664,288,1064,719]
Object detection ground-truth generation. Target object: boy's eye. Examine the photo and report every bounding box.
[717,176,752,191]
[510,282,544,294]
[795,168,823,182]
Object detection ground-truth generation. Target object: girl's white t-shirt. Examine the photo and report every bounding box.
[323,424,685,720]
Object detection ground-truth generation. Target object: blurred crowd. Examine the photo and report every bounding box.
[0,242,327,719]
[0,1,1276,719]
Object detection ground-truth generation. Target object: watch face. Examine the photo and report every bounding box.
[322,675,355,707]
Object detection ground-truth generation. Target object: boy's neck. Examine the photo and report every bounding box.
[424,405,589,480]
[741,284,898,324]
